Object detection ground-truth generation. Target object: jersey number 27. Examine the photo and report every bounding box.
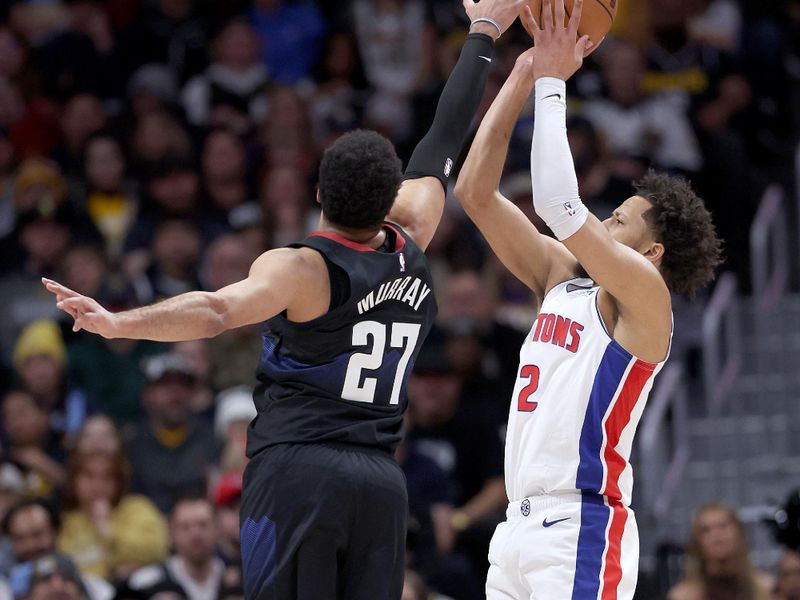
[342,321,421,405]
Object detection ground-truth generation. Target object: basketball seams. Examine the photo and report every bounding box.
[591,0,614,23]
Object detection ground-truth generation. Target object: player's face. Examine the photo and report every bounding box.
[602,196,658,257]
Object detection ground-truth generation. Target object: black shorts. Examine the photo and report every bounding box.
[240,442,408,600]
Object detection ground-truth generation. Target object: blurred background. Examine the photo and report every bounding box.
[0,0,798,599]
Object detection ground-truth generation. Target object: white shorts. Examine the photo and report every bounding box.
[486,493,639,600]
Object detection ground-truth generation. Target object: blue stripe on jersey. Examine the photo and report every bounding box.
[572,492,610,599]
[575,340,632,494]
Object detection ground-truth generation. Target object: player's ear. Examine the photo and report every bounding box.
[643,241,664,264]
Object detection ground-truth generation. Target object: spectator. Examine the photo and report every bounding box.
[351,0,434,141]
[200,129,250,222]
[1,390,65,496]
[2,499,112,600]
[200,235,260,390]
[668,503,773,600]
[13,319,91,440]
[406,345,506,585]
[141,218,204,301]
[0,464,24,573]
[54,94,108,175]
[259,87,314,174]
[260,166,316,248]
[76,132,139,258]
[775,549,800,600]
[309,30,367,149]
[181,20,269,134]
[170,340,214,415]
[57,451,168,582]
[67,280,165,424]
[439,270,526,409]
[582,39,703,175]
[72,415,122,458]
[127,497,225,600]
[128,112,192,177]
[247,0,326,85]
[125,354,218,513]
[124,64,181,120]
[212,472,243,569]
[24,552,90,600]
[213,386,256,474]
[118,0,209,84]
[31,0,120,101]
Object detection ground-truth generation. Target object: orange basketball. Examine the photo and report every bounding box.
[525,0,618,45]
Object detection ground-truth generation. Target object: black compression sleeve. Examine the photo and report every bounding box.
[404,33,495,189]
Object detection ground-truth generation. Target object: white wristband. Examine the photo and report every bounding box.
[470,17,502,38]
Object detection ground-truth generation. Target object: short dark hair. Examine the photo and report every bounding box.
[318,130,402,230]
[2,497,61,536]
[635,171,723,296]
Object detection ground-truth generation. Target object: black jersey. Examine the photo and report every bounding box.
[246,223,437,456]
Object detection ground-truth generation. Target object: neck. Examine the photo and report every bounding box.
[705,557,738,578]
[318,217,385,249]
[179,555,214,583]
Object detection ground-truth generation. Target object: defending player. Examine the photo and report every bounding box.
[43,1,528,598]
[453,0,723,597]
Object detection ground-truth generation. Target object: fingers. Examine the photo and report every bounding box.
[42,278,80,299]
[554,0,566,30]
[542,0,555,32]
[522,5,540,41]
[568,0,583,37]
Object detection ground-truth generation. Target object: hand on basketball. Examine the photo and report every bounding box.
[523,0,593,81]
[464,0,530,39]
[42,277,119,338]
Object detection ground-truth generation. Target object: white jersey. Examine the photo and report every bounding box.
[505,278,668,506]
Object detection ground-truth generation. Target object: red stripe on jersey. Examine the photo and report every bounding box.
[601,360,656,500]
[601,500,628,600]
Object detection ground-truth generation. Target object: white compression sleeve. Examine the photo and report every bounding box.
[531,77,589,240]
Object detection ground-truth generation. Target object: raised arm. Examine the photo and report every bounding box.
[528,0,670,331]
[453,48,575,300]
[387,0,528,250]
[43,248,315,341]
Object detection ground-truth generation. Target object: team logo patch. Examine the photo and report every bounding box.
[520,498,531,517]
[444,158,453,177]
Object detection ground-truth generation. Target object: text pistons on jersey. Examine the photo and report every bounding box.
[531,313,584,353]
[356,276,431,315]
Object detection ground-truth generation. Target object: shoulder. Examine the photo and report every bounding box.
[128,564,167,590]
[115,494,163,515]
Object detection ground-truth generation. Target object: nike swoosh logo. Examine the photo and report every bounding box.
[543,93,562,100]
[478,55,492,63]
[542,517,571,528]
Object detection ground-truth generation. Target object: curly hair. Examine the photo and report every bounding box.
[635,171,723,296]
[318,130,402,230]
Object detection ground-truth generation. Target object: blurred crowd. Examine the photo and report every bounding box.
[0,0,798,598]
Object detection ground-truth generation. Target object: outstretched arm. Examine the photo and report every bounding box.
[43,248,308,341]
[388,0,528,250]
[528,0,670,319]
[454,49,575,300]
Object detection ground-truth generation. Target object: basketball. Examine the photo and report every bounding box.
[525,0,618,45]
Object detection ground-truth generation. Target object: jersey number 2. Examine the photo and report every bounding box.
[342,321,421,404]
[517,364,540,412]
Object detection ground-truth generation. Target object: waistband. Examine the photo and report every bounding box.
[506,493,584,520]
